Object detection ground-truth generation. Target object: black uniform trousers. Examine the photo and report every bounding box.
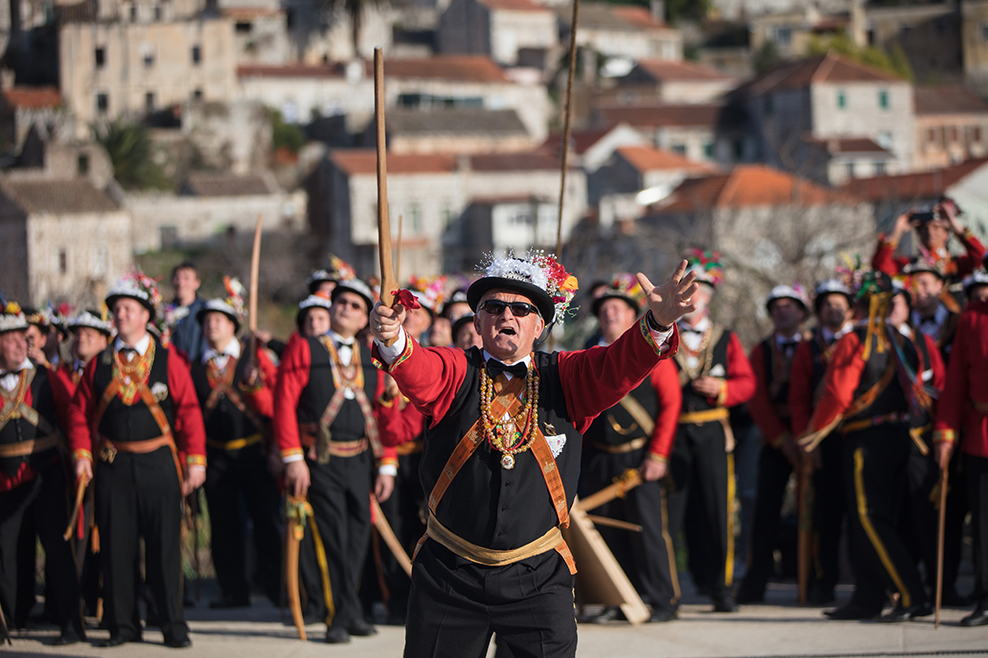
[810,433,845,597]
[95,447,187,642]
[203,444,282,604]
[0,461,82,637]
[301,449,372,630]
[965,453,988,606]
[739,444,792,598]
[581,445,679,612]
[404,540,577,658]
[843,426,928,611]
[668,422,734,599]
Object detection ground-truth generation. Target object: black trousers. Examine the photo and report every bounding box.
[843,428,927,611]
[203,444,282,604]
[0,461,83,637]
[302,450,372,629]
[404,540,577,658]
[95,447,186,642]
[965,453,988,606]
[668,423,734,599]
[740,443,792,596]
[581,445,679,611]
[811,433,845,594]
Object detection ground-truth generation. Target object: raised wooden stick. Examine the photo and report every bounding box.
[574,469,642,513]
[935,465,948,628]
[248,214,262,364]
[63,474,89,541]
[555,0,581,257]
[371,497,412,577]
[395,214,403,286]
[375,47,398,346]
[586,514,642,533]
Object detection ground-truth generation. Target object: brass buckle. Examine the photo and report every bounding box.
[100,443,117,463]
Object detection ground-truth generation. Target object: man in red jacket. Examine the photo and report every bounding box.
[369,253,695,658]
[737,285,810,604]
[580,274,683,623]
[934,267,988,627]
[67,274,206,648]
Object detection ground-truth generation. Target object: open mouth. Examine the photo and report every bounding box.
[498,327,516,336]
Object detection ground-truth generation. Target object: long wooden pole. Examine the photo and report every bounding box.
[555,0,581,257]
[935,465,948,628]
[395,214,403,286]
[375,47,398,348]
[248,213,262,364]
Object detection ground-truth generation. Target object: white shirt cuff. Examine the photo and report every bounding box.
[378,464,398,477]
[650,326,674,352]
[374,327,408,365]
[282,454,304,464]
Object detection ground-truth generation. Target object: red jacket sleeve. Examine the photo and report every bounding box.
[557,317,680,434]
[243,348,278,419]
[871,235,908,277]
[377,397,426,447]
[47,365,74,430]
[167,351,206,466]
[372,337,469,431]
[805,332,866,435]
[67,359,99,462]
[953,230,987,278]
[718,332,755,408]
[273,333,311,459]
[788,342,815,438]
[745,341,790,446]
[923,334,946,394]
[647,359,681,459]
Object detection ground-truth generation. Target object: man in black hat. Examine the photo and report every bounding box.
[0,302,84,645]
[190,296,282,609]
[274,279,399,644]
[368,254,696,658]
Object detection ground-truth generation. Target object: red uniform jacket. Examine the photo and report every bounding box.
[789,338,827,438]
[179,345,279,421]
[934,300,988,457]
[645,359,682,459]
[377,397,427,448]
[872,231,986,280]
[272,333,399,467]
[746,338,797,447]
[66,346,207,466]
[373,317,680,440]
[680,330,755,409]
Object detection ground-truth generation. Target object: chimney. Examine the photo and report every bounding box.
[650,0,665,23]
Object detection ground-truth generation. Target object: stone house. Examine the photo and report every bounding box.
[538,123,647,173]
[801,137,898,185]
[597,59,738,106]
[913,85,988,171]
[221,5,292,65]
[559,2,682,64]
[438,0,557,69]
[371,108,537,154]
[0,177,132,306]
[592,102,727,164]
[0,87,66,153]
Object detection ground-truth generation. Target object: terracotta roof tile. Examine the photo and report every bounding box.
[841,158,988,202]
[656,165,853,213]
[382,56,509,83]
[2,87,61,109]
[469,152,563,171]
[740,52,902,96]
[609,5,668,29]
[632,59,734,82]
[0,179,119,214]
[805,137,890,154]
[183,173,278,197]
[329,149,458,175]
[563,3,669,31]
[615,146,715,173]
[595,103,723,128]
[914,85,988,115]
[238,63,346,79]
[222,7,283,19]
[477,0,548,11]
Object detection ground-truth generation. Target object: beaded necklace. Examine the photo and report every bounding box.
[479,360,540,470]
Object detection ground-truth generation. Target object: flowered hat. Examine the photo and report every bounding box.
[592,273,645,315]
[307,254,357,294]
[408,275,447,316]
[684,249,724,288]
[467,250,579,325]
[0,299,28,334]
[197,276,247,332]
[68,308,113,337]
[105,268,162,321]
[765,284,809,313]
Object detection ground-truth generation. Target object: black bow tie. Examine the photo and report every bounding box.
[486,359,528,380]
[119,347,137,355]
[336,339,354,349]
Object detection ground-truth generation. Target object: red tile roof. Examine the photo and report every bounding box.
[329,150,458,175]
[616,146,715,173]
[805,137,890,154]
[238,63,346,79]
[609,5,667,29]
[656,165,853,213]
[741,52,903,96]
[914,85,988,115]
[595,103,722,129]
[222,6,283,19]
[2,87,61,109]
[477,0,548,11]
[539,128,612,156]
[469,152,563,171]
[633,59,734,82]
[841,158,988,202]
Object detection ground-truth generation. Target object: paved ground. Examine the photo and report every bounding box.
[4,583,987,658]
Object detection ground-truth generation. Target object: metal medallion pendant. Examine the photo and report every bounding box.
[501,453,515,470]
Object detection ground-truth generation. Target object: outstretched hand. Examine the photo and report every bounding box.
[637,260,699,328]
[369,302,407,344]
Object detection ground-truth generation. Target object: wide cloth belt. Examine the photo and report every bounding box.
[99,433,184,484]
[679,408,729,424]
[973,399,988,415]
[206,433,263,451]
[299,429,368,457]
[841,412,909,435]
[0,433,61,458]
[426,513,566,568]
[395,440,424,456]
[590,437,646,454]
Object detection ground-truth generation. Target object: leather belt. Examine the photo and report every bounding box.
[395,440,424,456]
[841,412,909,435]
[99,433,183,484]
[679,408,730,424]
[299,432,368,457]
[426,513,566,568]
[0,433,61,458]
[206,433,263,451]
[590,437,646,454]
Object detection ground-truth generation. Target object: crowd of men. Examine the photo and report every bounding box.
[1,197,988,656]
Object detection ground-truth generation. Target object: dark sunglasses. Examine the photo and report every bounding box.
[480,300,539,318]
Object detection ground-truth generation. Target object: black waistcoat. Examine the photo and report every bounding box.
[583,376,656,447]
[1,366,61,476]
[296,337,377,443]
[422,347,582,550]
[807,329,832,397]
[759,335,797,421]
[677,330,731,414]
[190,349,259,442]
[92,344,175,443]
[844,327,931,428]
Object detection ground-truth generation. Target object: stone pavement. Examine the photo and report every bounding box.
[4,583,987,658]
